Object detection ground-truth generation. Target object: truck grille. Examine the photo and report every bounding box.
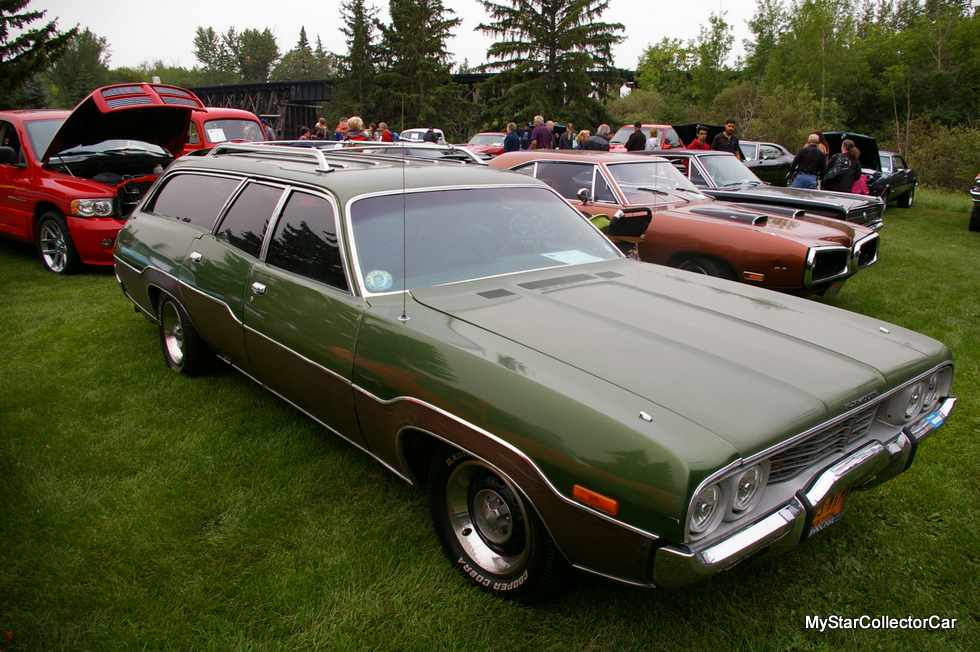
[767,405,878,483]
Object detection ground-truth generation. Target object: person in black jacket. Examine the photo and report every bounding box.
[624,122,647,151]
[790,134,828,188]
[823,139,862,193]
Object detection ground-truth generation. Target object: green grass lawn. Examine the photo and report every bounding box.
[1,200,978,651]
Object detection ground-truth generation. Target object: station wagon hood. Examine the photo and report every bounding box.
[412,263,947,457]
[42,84,206,161]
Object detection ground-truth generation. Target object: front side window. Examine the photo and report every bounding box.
[266,191,348,291]
[533,161,596,200]
[349,186,619,293]
[607,161,706,203]
[216,182,284,257]
[148,173,241,230]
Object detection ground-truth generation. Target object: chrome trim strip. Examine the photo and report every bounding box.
[242,324,353,387]
[351,384,663,543]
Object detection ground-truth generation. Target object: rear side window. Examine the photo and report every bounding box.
[266,191,348,291]
[148,174,240,230]
[216,182,284,258]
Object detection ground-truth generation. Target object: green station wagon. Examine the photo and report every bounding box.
[114,143,956,602]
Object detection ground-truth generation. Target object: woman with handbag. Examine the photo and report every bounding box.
[823,139,862,193]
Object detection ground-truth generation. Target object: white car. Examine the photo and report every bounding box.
[399,127,446,145]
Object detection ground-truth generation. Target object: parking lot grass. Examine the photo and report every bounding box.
[1,199,978,651]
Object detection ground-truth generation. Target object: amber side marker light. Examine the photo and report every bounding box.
[743,271,765,282]
[573,485,619,516]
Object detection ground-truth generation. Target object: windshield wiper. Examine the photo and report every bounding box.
[636,186,668,195]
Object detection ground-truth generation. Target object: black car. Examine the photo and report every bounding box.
[739,141,794,186]
[638,149,885,230]
[824,133,916,209]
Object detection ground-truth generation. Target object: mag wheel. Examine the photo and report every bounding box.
[157,293,214,376]
[36,211,81,275]
[428,446,569,603]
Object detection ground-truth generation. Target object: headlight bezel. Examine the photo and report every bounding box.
[71,198,115,218]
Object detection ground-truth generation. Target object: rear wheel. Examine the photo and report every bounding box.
[36,211,81,275]
[428,446,570,603]
[970,204,980,232]
[675,255,738,281]
[897,186,914,208]
[157,293,215,376]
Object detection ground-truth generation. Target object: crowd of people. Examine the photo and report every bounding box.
[789,131,867,194]
[296,115,407,142]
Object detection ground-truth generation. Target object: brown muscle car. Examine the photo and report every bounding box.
[490,151,879,296]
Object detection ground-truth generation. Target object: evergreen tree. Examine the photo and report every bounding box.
[272,27,338,81]
[335,0,381,116]
[477,0,625,127]
[0,0,76,109]
[46,28,110,108]
[374,0,471,135]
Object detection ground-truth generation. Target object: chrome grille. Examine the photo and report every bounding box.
[811,249,849,282]
[767,404,878,483]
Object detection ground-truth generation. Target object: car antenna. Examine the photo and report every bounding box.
[398,145,410,322]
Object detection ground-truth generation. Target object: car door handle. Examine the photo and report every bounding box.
[188,251,203,262]
[250,282,266,295]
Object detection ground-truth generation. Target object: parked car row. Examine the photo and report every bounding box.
[113,141,956,602]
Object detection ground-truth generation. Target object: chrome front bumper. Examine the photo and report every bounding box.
[652,397,956,588]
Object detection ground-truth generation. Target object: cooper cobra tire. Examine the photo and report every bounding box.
[428,446,570,603]
[675,255,738,281]
[897,186,914,208]
[970,204,980,232]
[157,293,215,376]
[36,211,81,275]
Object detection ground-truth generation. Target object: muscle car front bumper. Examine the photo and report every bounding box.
[651,397,956,588]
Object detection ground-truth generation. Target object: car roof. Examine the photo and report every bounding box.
[174,143,541,204]
[198,107,261,121]
[493,150,667,166]
[0,109,71,121]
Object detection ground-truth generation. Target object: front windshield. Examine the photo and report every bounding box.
[700,154,763,187]
[350,186,620,293]
[204,118,264,143]
[610,126,633,145]
[606,161,707,204]
[24,119,65,157]
[469,134,504,146]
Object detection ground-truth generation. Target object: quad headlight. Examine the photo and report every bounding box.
[71,198,114,217]
[689,484,722,534]
[883,367,953,425]
[732,465,765,512]
[688,462,770,539]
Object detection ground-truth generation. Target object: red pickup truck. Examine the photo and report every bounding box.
[0,83,205,274]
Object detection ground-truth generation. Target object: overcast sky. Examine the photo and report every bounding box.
[35,0,756,73]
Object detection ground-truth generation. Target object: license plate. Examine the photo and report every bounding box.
[809,486,849,536]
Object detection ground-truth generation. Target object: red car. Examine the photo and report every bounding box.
[459,131,506,158]
[182,106,267,155]
[0,83,205,273]
[609,123,680,152]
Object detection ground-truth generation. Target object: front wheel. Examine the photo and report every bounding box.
[428,446,570,603]
[970,203,980,232]
[36,211,81,275]
[675,255,738,281]
[157,293,214,376]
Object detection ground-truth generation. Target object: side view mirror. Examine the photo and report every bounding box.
[577,188,591,204]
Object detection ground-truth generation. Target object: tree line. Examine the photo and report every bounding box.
[2,0,979,189]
